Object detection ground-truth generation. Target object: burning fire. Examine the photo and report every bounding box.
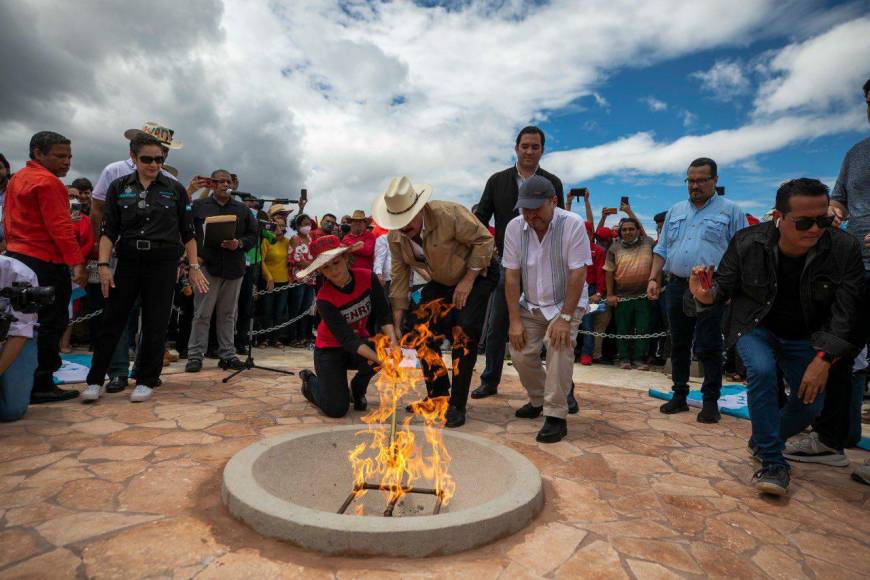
[346,299,457,515]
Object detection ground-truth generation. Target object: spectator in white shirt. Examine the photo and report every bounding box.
[373,233,391,289]
[503,176,591,443]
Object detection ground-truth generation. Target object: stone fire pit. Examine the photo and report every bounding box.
[222,424,543,557]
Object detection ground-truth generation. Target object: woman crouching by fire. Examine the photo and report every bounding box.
[297,235,398,418]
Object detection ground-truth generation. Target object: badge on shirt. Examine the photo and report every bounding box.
[159,191,175,200]
[119,186,136,199]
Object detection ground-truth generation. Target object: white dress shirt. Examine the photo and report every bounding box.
[502,207,591,321]
[373,234,391,281]
[92,159,177,202]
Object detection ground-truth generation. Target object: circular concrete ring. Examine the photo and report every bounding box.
[222,424,544,557]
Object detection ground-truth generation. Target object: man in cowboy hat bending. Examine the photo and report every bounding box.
[373,177,496,428]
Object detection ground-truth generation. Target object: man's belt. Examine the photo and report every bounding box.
[120,239,178,251]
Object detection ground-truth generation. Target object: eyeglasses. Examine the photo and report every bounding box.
[138,155,165,165]
[788,215,834,231]
[684,177,713,186]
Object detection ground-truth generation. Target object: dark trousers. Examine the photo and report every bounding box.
[288,284,315,341]
[6,253,72,391]
[480,266,508,388]
[87,248,177,387]
[409,272,497,410]
[309,345,375,418]
[664,278,724,401]
[260,282,289,341]
[235,265,255,349]
[174,290,194,355]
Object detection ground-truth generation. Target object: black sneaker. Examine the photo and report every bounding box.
[470,384,498,399]
[445,405,466,428]
[697,401,721,423]
[659,395,689,414]
[185,359,203,373]
[567,383,579,415]
[30,386,79,404]
[218,357,246,371]
[105,376,128,394]
[299,370,315,403]
[353,395,368,412]
[536,416,567,443]
[515,403,544,419]
[752,464,790,496]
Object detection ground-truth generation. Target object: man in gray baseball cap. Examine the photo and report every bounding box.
[514,174,556,210]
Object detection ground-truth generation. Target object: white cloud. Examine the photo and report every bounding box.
[679,110,698,129]
[692,60,751,101]
[543,112,860,183]
[0,0,862,220]
[641,96,668,112]
[754,16,870,115]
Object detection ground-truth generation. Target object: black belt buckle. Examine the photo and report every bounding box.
[135,240,151,251]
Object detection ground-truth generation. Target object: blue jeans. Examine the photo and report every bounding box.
[737,327,825,467]
[664,278,724,401]
[0,337,37,422]
[480,266,508,388]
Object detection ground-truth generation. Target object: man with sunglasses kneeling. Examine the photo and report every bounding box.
[688,178,864,496]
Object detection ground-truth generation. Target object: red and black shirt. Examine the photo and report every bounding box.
[315,268,391,352]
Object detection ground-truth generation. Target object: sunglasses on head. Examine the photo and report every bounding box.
[138,155,165,165]
[788,215,835,231]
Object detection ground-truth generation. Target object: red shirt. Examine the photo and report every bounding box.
[341,230,376,270]
[588,242,606,291]
[75,215,96,260]
[315,268,374,349]
[3,161,84,265]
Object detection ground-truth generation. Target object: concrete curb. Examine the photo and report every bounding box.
[222,424,544,557]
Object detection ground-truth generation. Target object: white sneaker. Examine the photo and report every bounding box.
[81,384,103,402]
[129,385,153,403]
[852,458,870,485]
[783,432,849,467]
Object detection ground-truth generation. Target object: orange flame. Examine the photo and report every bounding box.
[347,299,457,514]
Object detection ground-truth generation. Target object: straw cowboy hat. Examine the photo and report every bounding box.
[295,235,363,280]
[267,204,290,217]
[370,176,432,230]
[349,210,370,222]
[123,122,184,150]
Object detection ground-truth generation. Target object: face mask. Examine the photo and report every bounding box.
[322,222,335,233]
[299,225,312,235]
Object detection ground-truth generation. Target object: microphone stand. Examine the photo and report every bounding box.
[223,196,299,383]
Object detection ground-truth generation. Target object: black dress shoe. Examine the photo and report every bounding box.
[185,359,202,373]
[536,416,567,443]
[445,406,466,428]
[567,383,579,415]
[353,396,368,412]
[105,376,128,394]
[30,387,79,404]
[659,395,689,414]
[219,357,246,371]
[515,402,544,419]
[697,401,721,424]
[470,384,498,399]
[299,370,316,403]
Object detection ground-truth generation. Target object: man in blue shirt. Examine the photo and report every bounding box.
[647,158,747,423]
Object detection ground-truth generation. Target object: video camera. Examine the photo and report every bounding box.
[0,282,55,314]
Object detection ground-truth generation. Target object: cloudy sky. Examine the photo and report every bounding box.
[1,0,868,227]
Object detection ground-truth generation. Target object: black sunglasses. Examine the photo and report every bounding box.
[138,155,165,165]
[789,215,834,231]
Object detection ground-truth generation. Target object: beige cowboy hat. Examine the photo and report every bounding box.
[295,235,363,280]
[123,122,184,150]
[349,210,369,222]
[267,204,290,217]
[371,176,432,230]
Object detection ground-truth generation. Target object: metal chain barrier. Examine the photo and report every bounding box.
[253,282,302,297]
[68,309,103,326]
[249,304,314,337]
[576,330,670,339]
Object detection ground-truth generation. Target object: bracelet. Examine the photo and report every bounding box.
[97,262,111,268]
[190,264,201,271]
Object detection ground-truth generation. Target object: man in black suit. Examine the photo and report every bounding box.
[472,126,565,399]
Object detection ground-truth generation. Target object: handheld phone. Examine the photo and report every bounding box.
[569,187,588,199]
[300,188,308,203]
[200,176,219,189]
[620,196,629,205]
[603,207,618,216]
[716,186,725,196]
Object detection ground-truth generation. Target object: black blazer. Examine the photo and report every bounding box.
[474,166,564,255]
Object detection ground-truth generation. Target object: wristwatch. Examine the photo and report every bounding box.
[558,313,572,323]
[816,351,836,363]
[97,262,111,268]
[190,264,201,271]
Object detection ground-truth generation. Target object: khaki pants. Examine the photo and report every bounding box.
[593,304,612,359]
[509,307,582,419]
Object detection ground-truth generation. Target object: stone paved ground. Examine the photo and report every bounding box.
[1,349,868,579]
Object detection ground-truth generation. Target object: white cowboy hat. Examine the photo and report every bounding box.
[370,176,432,230]
[295,240,363,280]
[123,122,184,150]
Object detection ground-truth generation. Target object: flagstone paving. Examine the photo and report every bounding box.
[1,349,868,578]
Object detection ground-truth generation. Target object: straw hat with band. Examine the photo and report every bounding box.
[349,210,371,223]
[268,204,290,217]
[123,122,184,150]
[370,176,432,230]
[295,235,363,280]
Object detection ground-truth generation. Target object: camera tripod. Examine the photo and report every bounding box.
[223,198,298,384]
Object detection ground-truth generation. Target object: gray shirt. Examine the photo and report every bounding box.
[832,136,870,271]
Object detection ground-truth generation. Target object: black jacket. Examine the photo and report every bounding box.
[710,221,864,358]
[191,196,257,280]
[474,166,564,255]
